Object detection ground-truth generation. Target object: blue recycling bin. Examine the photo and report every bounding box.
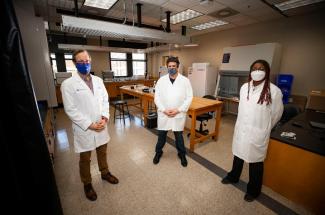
[276,74,294,104]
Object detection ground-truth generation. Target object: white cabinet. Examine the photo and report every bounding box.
[188,63,217,97]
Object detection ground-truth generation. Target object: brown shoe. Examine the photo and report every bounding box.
[84,183,97,201]
[101,172,119,184]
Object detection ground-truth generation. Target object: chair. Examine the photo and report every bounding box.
[112,100,131,124]
[189,95,216,135]
[280,104,301,124]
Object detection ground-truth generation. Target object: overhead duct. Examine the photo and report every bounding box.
[58,43,198,53]
[61,15,190,44]
[58,43,143,53]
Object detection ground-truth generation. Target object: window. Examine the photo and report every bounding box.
[109,52,147,77]
[132,53,146,76]
[110,52,127,77]
[64,53,77,73]
[50,53,58,78]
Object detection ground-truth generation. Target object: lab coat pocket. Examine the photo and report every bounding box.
[73,126,94,149]
[249,126,267,145]
[73,131,93,152]
[248,125,269,159]
[96,127,110,144]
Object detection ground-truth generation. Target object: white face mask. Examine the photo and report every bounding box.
[251,70,266,81]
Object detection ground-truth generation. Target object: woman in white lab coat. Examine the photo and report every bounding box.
[153,56,193,167]
[61,50,118,201]
[221,59,283,202]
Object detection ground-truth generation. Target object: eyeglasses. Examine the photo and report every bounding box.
[75,60,90,64]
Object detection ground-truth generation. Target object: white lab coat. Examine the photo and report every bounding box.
[154,74,193,131]
[232,81,283,162]
[61,74,110,153]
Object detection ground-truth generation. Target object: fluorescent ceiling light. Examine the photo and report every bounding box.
[191,20,228,31]
[274,0,324,11]
[184,43,199,47]
[162,9,203,24]
[84,0,118,10]
[61,15,190,44]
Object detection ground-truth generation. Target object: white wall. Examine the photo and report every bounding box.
[148,11,325,96]
[14,0,57,107]
[87,38,110,78]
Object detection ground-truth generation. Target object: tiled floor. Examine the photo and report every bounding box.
[53,99,312,215]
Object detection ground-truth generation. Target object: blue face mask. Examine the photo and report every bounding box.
[168,68,177,76]
[76,63,91,75]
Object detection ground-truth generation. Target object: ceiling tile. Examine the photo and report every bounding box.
[169,0,200,8]
[161,1,187,13]
[222,13,258,26]
[228,0,269,13]
[191,1,226,14]
[247,7,283,21]
[138,0,169,6]
[215,0,243,6]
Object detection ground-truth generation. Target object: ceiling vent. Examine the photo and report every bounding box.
[209,7,239,18]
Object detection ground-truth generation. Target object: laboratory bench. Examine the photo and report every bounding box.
[55,79,156,105]
[264,110,325,215]
[103,79,156,99]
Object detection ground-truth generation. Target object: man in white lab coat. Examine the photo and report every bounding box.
[221,59,283,202]
[153,56,193,167]
[61,50,118,201]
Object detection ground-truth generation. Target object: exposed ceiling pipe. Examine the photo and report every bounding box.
[136,3,142,27]
[166,11,171,33]
[57,9,163,31]
[61,15,191,44]
[74,0,78,17]
[58,43,197,53]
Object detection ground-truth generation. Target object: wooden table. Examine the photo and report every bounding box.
[120,86,223,152]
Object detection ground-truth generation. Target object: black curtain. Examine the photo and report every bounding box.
[0,0,63,214]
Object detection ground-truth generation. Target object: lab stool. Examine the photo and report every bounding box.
[112,100,131,124]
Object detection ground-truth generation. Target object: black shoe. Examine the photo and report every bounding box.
[178,154,188,167]
[244,193,256,202]
[153,152,163,164]
[101,172,119,184]
[84,183,97,201]
[221,176,238,184]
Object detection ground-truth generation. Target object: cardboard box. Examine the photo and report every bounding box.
[307,90,325,112]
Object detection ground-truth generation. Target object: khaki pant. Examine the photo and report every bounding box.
[79,143,109,185]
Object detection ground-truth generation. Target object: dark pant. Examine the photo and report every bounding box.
[226,156,264,197]
[155,130,186,155]
[79,143,109,185]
